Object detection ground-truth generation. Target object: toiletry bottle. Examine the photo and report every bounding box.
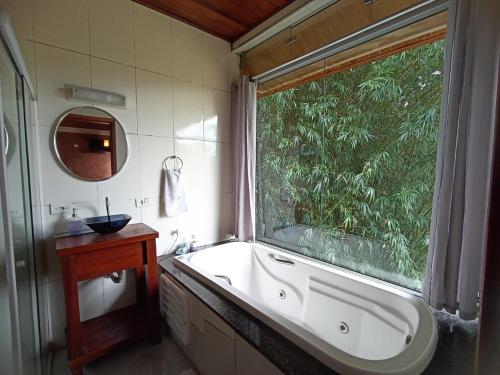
[69,208,82,235]
[189,235,197,252]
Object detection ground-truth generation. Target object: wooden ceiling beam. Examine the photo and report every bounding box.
[133,0,248,41]
[196,0,291,28]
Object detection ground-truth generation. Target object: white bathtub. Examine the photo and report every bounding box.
[174,241,438,374]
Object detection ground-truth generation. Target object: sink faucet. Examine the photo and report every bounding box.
[105,197,111,221]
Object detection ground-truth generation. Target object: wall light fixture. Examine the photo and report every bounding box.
[65,84,126,107]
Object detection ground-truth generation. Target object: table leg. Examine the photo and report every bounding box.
[135,264,146,305]
[61,255,82,365]
[145,239,161,342]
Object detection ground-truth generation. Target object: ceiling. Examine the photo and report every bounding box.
[133,0,294,42]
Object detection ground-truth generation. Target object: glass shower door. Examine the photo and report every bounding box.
[0,37,41,375]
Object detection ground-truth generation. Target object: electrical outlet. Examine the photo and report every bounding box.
[135,197,151,208]
[49,204,70,216]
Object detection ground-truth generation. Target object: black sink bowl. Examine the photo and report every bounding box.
[83,214,132,234]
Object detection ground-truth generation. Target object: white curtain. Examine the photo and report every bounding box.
[424,0,500,319]
[233,76,257,242]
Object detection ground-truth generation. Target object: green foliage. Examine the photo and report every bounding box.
[256,41,445,290]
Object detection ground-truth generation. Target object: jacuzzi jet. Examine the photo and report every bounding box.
[278,290,286,299]
[406,335,413,345]
[338,322,349,334]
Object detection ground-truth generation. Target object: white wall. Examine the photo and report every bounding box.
[1,0,239,349]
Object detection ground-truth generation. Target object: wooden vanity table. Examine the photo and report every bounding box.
[56,223,160,374]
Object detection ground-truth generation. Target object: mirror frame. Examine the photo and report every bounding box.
[3,125,8,155]
[3,117,16,164]
[52,106,129,182]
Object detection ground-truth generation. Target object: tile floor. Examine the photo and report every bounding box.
[51,335,197,375]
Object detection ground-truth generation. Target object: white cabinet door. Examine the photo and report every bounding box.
[173,280,284,375]
[187,292,235,375]
[235,335,283,375]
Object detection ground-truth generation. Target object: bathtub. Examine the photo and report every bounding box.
[173,241,438,374]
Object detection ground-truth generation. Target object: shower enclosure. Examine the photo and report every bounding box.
[0,8,43,375]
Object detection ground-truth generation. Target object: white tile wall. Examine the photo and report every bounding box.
[89,0,135,66]
[35,44,91,127]
[202,192,234,244]
[203,87,232,142]
[102,270,137,313]
[139,135,175,199]
[174,139,205,196]
[203,34,231,91]
[204,141,233,194]
[1,0,33,40]
[78,278,105,320]
[141,197,185,256]
[173,79,204,139]
[33,0,90,54]
[133,3,172,75]
[0,0,240,350]
[172,19,204,84]
[136,69,173,137]
[91,57,138,133]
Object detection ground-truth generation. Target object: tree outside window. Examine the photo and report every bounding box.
[256,40,445,290]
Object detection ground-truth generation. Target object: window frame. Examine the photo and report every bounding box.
[253,0,449,85]
[256,238,424,297]
[252,0,450,293]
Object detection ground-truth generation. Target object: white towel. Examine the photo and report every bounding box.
[161,168,187,217]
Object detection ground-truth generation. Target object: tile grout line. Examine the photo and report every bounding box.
[172,14,177,154]
[86,0,91,58]
[28,40,231,94]
[132,0,142,222]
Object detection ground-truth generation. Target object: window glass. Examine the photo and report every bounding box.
[256,40,445,290]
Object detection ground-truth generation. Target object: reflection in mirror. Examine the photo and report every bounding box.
[54,107,128,181]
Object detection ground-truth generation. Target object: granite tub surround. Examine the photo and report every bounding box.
[424,310,478,375]
[160,255,336,375]
[159,255,478,375]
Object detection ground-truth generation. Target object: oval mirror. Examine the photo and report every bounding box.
[53,107,128,181]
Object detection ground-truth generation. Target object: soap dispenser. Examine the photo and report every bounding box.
[69,208,83,235]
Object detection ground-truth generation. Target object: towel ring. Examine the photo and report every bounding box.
[162,155,183,171]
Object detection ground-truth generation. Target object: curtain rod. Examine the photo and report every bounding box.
[253,0,449,85]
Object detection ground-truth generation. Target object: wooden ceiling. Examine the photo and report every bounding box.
[133,0,294,42]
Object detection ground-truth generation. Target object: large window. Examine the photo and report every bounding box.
[256,40,445,290]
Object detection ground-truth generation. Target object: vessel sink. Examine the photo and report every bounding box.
[83,214,132,234]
